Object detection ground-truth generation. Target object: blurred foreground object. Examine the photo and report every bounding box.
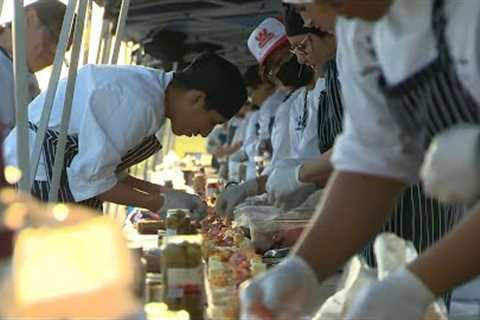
[421,125,480,204]
[0,192,139,319]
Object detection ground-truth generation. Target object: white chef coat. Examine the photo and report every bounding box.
[0,48,40,135]
[289,78,325,160]
[241,110,260,180]
[262,88,303,176]
[4,64,172,201]
[258,89,288,142]
[332,0,480,184]
[227,116,248,181]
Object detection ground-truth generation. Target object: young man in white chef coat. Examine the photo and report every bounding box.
[4,53,247,216]
[240,1,480,319]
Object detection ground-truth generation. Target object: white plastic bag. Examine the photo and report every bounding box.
[314,233,448,320]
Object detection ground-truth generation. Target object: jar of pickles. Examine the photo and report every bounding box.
[165,209,197,236]
[161,235,204,320]
[145,273,163,303]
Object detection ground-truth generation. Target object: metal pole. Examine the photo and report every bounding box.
[48,0,88,202]
[95,13,109,64]
[29,0,78,189]
[12,0,30,192]
[110,0,131,64]
[81,0,92,66]
[101,21,113,64]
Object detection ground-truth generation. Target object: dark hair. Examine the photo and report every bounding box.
[244,65,262,89]
[283,4,331,38]
[28,0,67,44]
[172,52,247,120]
[284,4,310,37]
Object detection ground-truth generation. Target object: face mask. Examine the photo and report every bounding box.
[276,56,314,88]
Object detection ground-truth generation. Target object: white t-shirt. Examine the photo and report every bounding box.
[332,0,480,184]
[5,64,171,201]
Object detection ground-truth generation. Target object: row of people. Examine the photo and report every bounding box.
[237,0,480,319]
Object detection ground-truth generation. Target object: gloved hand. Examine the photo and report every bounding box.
[240,256,321,320]
[267,159,312,200]
[346,268,435,320]
[421,125,480,204]
[215,179,258,216]
[160,189,207,220]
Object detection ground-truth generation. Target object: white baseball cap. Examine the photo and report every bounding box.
[247,18,289,65]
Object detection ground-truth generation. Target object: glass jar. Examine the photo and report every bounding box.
[161,236,204,320]
[145,273,164,303]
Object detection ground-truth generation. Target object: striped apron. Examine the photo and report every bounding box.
[295,89,309,133]
[361,0,479,306]
[30,123,162,211]
[317,60,344,153]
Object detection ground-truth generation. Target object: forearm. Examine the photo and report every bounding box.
[293,171,405,282]
[97,177,164,211]
[409,201,480,296]
[223,142,243,156]
[299,149,334,187]
[122,175,164,194]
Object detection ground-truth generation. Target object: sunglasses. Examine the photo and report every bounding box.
[289,34,310,55]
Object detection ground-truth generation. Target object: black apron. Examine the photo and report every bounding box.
[30,123,162,211]
[361,0,479,306]
[317,60,344,153]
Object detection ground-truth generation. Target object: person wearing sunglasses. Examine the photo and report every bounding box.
[266,5,342,206]
[215,18,314,216]
[0,0,68,136]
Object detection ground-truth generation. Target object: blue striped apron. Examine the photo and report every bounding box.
[361,0,479,306]
[317,59,344,153]
[29,123,162,211]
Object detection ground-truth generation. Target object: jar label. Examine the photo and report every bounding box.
[167,266,202,286]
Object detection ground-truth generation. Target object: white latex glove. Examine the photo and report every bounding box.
[267,159,311,200]
[346,268,435,320]
[160,189,207,220]
[215,179,258,216]
[240,256,321,320]
[421,125,480,204]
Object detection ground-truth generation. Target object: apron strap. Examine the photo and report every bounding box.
[115,134,162,174]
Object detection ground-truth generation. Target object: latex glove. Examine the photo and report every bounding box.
[346,268,435,320]
[267,159,311,200]
[421,125,480,204]
[160,189,207,220]
[215,179,258,216]
[240,256,321,320]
